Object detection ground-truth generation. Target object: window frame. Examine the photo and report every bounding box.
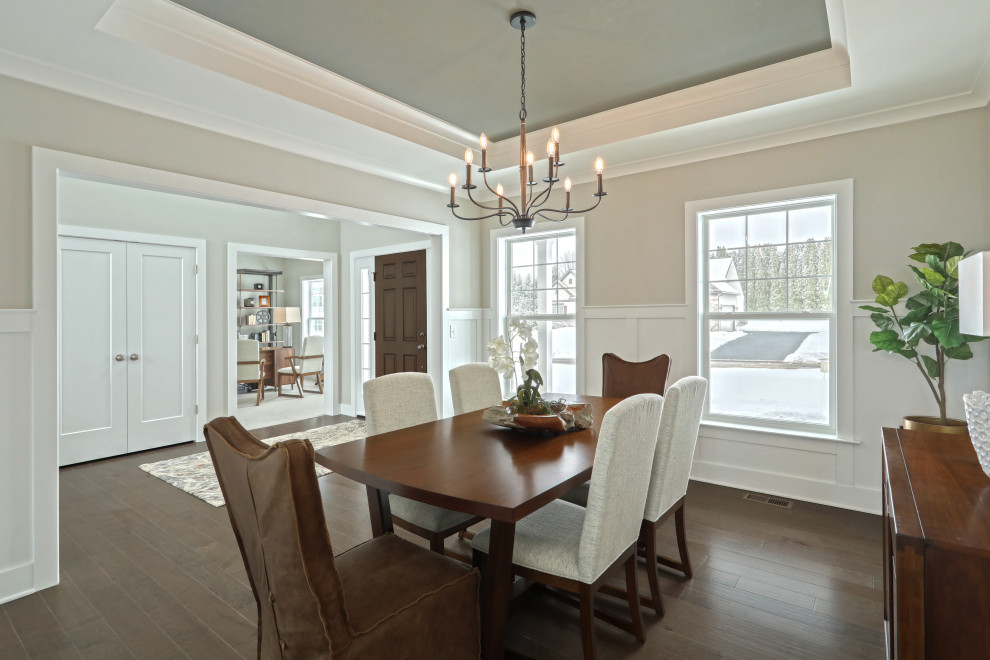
[492,218,585,396]
[301,276,325,339]
[686,180,854,442]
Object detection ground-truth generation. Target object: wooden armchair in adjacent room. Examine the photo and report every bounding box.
[237,339,266,406]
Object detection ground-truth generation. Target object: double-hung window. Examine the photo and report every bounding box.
[302,277,325,338]
[501,228,578,394]
[699,195,837,433]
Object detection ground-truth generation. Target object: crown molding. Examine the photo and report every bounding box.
[0,47,448,193]
[486,47,851,168]
[96,0,475,158]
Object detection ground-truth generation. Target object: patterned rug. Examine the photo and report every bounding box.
[139,419,367,507]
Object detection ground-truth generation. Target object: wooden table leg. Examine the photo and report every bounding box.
[366,486,393,537]
[482,520,516,660]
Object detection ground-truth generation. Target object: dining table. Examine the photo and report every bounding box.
[314,393,620,660]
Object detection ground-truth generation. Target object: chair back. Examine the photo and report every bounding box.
[296,335,324,374]
[643,376,708,522]
[237,339,262,380]
[449,363,503,415]
[363,372,438,436]
[601,353,671,398]
[204,417,350,658]
[578,393,663,583]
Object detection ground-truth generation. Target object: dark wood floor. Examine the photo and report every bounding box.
[1,416,885,659]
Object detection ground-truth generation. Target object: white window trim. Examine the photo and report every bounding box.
[490,218,586,395]
[685,180,855,444]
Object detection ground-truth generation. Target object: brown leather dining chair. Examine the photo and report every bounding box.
[204,416,481,659]
[601,352,672,398]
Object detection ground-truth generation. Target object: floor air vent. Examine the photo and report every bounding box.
[743,492,793,509]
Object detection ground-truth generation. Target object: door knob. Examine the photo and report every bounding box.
[115,354,125,362]
[419,332,424,337]
[417,344,426,350]
[129,354,140,361]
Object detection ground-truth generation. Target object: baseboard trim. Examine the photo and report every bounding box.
[0,562,36,605]
[338,403,356,417]
[691,461,881,514]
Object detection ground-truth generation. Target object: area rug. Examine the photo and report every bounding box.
[139,419,366,507]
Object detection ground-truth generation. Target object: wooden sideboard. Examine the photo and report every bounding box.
[882,426,990,659]
[259,346,293,389]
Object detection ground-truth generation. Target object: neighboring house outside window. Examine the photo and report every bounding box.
[302,277,324,338]
[500,227,579,394]
[698,194,838,433]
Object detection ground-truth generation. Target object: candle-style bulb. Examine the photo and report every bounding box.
[464,149,473,165]
[448,173,457,187]
[552,126,560,143]
[526,151,534,166]
[479,133,488,150]
[546,139,555,157]
[496,183,504,196]
[564,177,572,192]
[594,157,604,174]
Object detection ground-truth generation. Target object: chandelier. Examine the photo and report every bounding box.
[446,10,606,233]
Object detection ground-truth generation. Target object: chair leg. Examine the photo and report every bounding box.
[316,373,324,394]
[277,377,282,397]
[255,381,262,406]
[624,555,645,642]
[642,521,664,616]
[674,504,693,578]
[429,534,445,554]
[296,376,304,397]
[579,583,597,660]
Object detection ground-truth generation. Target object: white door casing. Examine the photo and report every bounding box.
[58,237,128,465]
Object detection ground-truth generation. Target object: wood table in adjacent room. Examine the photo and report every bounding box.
[315,393,620,660]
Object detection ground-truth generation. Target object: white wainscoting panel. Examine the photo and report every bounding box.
[0,311,37,604]
[444,309,490,413]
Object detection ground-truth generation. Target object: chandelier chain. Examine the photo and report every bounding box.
[519,16,527,121]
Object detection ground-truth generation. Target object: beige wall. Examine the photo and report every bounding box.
[481,107,990,306]
[0,73,481,310]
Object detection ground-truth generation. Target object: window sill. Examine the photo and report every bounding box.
[699,420,860,453]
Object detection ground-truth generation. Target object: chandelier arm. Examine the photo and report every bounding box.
[449,207,516,222]
[466,186,503,211]
[526,183,555,212]
[480,169,521,214]
[531,208,572,222]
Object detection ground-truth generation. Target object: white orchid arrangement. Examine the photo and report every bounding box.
[487,317,540,386]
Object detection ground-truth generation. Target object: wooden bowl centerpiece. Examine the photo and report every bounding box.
[482,368,593,433]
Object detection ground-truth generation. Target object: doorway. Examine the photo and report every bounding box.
[227,243,336,429]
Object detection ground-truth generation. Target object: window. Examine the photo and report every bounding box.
[501,228,578,394]
[302,277,324,338]
[699,195,836,432]
[357,265,373,386]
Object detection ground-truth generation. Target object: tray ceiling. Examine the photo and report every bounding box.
[170,0,832,140]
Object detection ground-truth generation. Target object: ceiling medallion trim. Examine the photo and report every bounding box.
[446,11,606,233]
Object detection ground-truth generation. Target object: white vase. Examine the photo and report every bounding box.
[963,390,990,479]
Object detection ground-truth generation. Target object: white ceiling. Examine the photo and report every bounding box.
[2,0,989,196]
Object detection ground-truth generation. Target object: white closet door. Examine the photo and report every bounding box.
[125,242,198,452]
[59,237,128,465]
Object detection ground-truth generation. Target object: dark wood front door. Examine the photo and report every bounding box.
[374,249,427,376]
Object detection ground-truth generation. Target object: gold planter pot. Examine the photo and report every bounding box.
[903,415,970,437]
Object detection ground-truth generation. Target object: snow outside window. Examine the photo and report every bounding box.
[302,277,325,338]
[700,196,836,433]
[503,229,577,394]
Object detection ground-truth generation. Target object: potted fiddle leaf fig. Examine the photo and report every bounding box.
[862,242,985,434]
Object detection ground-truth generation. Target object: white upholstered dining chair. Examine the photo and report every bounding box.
[449,363,503,415]
[278,335,324,397]
[236,339,266,406]
[560,375,708,615]
[363,372,484,553]
[472,393,664,660]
